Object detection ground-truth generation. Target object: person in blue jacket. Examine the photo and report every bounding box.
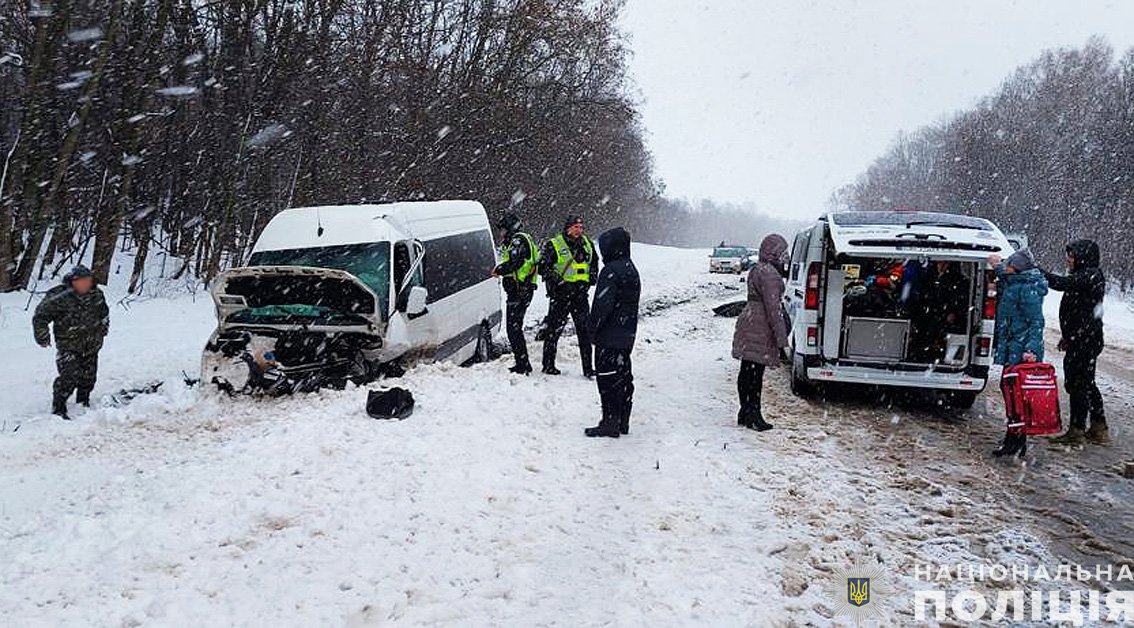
[988,249,1048,458]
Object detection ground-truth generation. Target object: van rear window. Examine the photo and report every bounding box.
[832,211,992,231]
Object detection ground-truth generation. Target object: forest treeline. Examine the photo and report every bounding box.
[637,198,803,249]
[0,0,674,292]
[834,38,1134,287]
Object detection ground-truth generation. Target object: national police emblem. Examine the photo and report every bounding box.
[826,560,890,624]
[847,576,870,607]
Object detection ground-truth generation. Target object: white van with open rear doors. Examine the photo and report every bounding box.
[784,210,1013,408]
[202,201,502,394]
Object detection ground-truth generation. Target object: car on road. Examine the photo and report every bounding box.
[709,245,750,273]
[784,210,1014,407]
[202,201,502,393]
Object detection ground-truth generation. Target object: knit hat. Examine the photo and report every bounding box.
[1005,249,1036,273]
[64,264,93,285]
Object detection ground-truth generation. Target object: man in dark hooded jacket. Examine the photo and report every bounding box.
[1044,239,1108,444]
[584,227,640,438]
[32,265,110,420]
[538,215,599,376]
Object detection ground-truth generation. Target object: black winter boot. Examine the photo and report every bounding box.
[584,425,620,438]
[509,363,533,375]
[746,411,773,432]
[52,399,71,421]
[992,433,1025,458]
[542,366,561,376]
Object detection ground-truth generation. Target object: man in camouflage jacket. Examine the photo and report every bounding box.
[32,265,110,419]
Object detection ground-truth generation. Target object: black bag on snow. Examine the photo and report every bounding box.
[712,300,747,317]
[366,387,415,420]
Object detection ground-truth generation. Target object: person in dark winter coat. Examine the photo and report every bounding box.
[584,227,640,438]
[1044,239,1108,445]
[988,250,1048,457]
[492,211,540,374]
[908,261,970,362]
[32,265,110,420]
[731,234,789,431]
[538,215,599,376]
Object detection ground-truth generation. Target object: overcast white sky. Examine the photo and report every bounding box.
[621,0,1134,220]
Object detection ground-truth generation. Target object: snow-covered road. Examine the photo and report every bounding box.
[2,244,1129,626]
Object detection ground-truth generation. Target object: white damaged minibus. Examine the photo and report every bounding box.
[202,201,502,393]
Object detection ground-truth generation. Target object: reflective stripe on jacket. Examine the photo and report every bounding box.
[550,234,594,283]
[501,232,539,284]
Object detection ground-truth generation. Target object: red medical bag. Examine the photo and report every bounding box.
[1001,363,1062,436]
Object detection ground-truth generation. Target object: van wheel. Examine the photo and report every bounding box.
[474,323,494,364]
[790,354,815,399]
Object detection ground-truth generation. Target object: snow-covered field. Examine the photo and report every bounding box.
[1,244,1127,626]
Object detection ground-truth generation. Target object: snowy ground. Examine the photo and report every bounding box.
[2,245,1131,626]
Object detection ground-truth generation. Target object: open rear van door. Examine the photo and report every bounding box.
[822,268,845,359]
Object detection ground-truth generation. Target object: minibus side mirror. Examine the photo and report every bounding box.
[406,286,429,316]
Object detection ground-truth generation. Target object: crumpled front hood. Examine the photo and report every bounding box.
[212,266,380,327]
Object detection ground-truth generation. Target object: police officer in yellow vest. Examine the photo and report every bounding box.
[538,215,599,376]
[492,211,540,374]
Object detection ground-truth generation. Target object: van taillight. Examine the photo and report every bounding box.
[977,336,992,357]
[806,326,819,347]
[982,269,998,320]
[805,262,821,309]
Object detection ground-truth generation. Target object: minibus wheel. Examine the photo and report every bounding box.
[474,323,493,364]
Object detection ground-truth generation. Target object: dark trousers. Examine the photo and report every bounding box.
[738,360,766,417]
[505,286,535,368]
[1065,347,1105,430]
[54,350,99,410]
[542,289,593,374]
[595,347,633,433]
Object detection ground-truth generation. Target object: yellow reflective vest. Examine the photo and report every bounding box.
[500,232,539,284]
[549,233,594,283]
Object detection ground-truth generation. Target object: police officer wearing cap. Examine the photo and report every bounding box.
[492,211,540,374]
[538,215,599,376]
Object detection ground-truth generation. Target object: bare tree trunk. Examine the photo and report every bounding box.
[128,220,151,293]
[0,128,18,290]
[91,0,173,285]
[10,1,75,289]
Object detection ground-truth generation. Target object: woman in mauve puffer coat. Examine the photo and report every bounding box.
[732,234,790,431]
